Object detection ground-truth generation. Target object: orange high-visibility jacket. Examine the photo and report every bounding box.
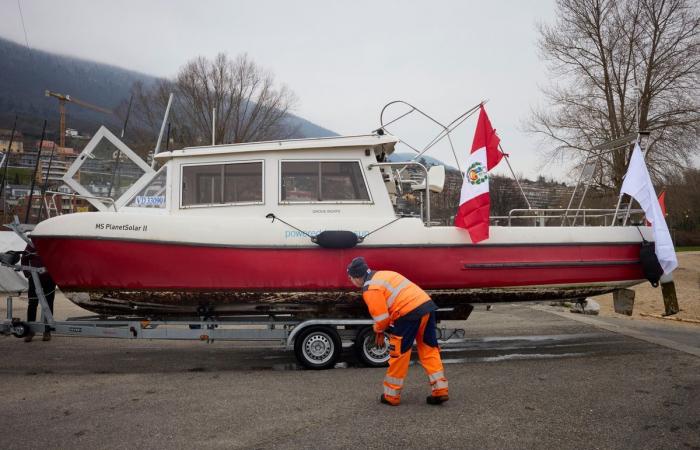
[362,271,431,332]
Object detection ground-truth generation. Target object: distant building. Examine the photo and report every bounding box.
[0,129,24,153]
[65,128,91,141]
[35,140,75,156]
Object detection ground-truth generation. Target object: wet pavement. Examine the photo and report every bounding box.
[0,303,698,449]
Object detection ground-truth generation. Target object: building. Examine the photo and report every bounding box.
[0,129,24,153]
[37,158,75,186]
[35,140,75,156]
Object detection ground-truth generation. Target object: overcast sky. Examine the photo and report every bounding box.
[2,0,564,179]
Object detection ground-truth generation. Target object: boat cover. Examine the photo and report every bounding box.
[0,231,27,294]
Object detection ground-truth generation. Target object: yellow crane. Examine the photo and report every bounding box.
[44,90,113,148]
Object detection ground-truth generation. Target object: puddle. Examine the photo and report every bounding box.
[443,352,588,364]
[474,333,608,343]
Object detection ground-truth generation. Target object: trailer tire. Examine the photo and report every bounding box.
[294,326,341,370]
[11,322,29,338]
[354,327,389,367]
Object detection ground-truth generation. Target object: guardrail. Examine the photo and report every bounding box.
[502,208,645,227]
[45,191,117,216]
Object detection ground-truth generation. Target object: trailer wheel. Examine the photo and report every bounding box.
[11,322,29,338]
[354,327,389,367]
[294,326,342,370]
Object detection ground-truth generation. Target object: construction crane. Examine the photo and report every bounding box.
[44,90,113,148]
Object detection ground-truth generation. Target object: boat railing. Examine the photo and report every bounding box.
[502,208,645,227]
[45,191,118,215]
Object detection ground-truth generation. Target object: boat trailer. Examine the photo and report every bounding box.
[0,260,468,370]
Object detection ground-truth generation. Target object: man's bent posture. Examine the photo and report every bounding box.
[347,256,448,406]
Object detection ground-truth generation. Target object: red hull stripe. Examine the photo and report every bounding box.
[32,237,644,291]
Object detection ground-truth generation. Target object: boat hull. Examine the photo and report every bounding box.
[32,236,646,316]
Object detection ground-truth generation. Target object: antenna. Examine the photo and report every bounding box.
[212,107,216,145]
[120,93,134,139]
[152,93,174,168]
[25,120,47,224]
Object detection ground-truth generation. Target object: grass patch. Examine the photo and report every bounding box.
[677,246,700,252]
[0,167,32,185]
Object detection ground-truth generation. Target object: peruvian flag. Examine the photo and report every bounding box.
[454,105,503,243]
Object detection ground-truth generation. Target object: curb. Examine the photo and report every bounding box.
[639,313,700,325]
[534,306,700,358]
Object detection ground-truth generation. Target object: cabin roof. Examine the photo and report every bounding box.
[154,133,399,161]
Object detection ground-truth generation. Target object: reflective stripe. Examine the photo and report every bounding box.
[383,385,401,397]
[386,279,412,308]
[364,277,413,308]
[432,380,449,390]
[364,279,395,291]
[384,375,404,386]
[372,312,389,322]
[428,371,445,382]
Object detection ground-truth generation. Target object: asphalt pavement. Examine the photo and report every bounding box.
[0,303,698,450]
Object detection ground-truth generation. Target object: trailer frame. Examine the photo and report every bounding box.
[1,261,467,369]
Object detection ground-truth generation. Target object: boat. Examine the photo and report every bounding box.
[28,107,654,318]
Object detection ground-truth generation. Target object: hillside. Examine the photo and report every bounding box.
[0,37,335,140]
[0,37,154,138]
[388,152,458,171]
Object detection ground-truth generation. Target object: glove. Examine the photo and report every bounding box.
[375,332,385,348]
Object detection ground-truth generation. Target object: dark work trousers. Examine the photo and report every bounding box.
[26,275,56,330]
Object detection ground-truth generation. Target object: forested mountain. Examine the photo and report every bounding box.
[0,37,335,140]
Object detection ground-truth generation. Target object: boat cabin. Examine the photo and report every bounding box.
[61,126,445,224]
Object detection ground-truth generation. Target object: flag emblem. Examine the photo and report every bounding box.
[467,162,488,185]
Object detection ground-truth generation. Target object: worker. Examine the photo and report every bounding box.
[21,244,56,342]
[347,257,448,406]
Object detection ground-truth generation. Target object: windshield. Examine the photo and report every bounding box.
[126,165,168,209]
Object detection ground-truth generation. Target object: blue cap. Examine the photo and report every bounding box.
[347,256,369,278]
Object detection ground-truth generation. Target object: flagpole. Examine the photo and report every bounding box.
[622,135,651,225]
[622,87,646,225]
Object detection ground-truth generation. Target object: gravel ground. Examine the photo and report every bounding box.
[595,251,700,322]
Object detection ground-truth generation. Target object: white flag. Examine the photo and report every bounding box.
[620,144,678,274]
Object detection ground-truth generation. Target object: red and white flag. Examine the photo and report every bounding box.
[454,105,503,243]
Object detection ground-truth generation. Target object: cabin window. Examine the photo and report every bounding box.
[181,161,263,207]
[126,166,167,208]
[280,161,370,202]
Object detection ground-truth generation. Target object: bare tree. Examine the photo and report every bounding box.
[527,0,699,191]
[118,53,298,155]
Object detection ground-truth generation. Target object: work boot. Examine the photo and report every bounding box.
[23,331,35,343]
[42,332,51,341]
[426,395,449,405]
[380,395,398,406]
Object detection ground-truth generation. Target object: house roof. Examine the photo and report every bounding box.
[0,129,24,140]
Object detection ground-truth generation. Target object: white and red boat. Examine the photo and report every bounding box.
[29,121,652,317]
